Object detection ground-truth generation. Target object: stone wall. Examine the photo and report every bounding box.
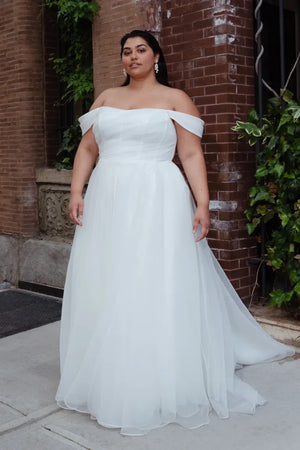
[0,168,74,289]
[0,234,71,290]
[36,168,75,239]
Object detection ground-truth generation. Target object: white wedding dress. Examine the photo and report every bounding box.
[56,106,294,436]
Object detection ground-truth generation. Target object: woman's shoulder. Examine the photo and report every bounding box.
[91,87,125,110]
[161,86,201,118]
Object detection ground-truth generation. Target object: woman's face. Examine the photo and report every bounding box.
[121,37,159,79]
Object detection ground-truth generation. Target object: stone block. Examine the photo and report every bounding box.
[0,235,19,284]
[19,239,71,289]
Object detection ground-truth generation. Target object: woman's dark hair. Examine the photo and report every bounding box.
[120,30,170,87]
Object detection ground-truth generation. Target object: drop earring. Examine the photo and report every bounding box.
[123,68,127,77]
[154,62,159,74]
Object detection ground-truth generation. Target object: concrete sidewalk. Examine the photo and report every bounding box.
[0,321,299,450]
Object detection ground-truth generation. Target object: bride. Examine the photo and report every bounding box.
[55,30,294,436]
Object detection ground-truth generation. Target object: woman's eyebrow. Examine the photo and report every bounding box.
[123,44,148,50]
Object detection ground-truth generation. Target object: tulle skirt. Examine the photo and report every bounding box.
[56,159,294,435]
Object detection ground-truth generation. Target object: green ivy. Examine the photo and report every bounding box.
[45,0,100,104]
[44,1,100,169]
[54,122,82,170]
[232,90,300,311]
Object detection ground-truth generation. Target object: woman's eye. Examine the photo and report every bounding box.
[123,52,131,56]
[138,48,145,53]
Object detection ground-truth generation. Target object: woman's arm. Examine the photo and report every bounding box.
[69,89,115,225]
[69,128,99,225]
[173,91,210,241]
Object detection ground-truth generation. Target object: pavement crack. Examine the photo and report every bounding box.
[0,400,26,416]
[0,404,60,436]
[42,425,96,449]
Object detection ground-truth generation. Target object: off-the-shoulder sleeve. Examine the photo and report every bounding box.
[167,110,204,138]
[78,108,100,135]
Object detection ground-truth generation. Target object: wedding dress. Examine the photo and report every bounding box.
[56,106,294,436]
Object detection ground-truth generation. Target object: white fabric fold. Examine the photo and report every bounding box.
[78,108,100,135]
[166,110,204,137]
[78,107,204,138]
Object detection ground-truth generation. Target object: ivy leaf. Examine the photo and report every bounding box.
[233,121,261,137]
[256,204,268,215]
[255,166,269,178]
[249,190,274,207]
[249,186,259,198]
[277,113,291,132]
[272,162,285,178]
[293,107,300,119]
[294,234,300,244]
[267,257,283,270]
[289,243,295,253]
[249,136,258,146]
[248,109,259,122]
[293,282,300,298]
[246,218,261,235]
[262,210,275,223]
[244,208,252,221]
[280,213,291,227]
[284,172,295,179]
[289,268,300,284]
[267,135,279,150]
[269,289,294,307]
[280,137,290,153]
[282,89,294,102]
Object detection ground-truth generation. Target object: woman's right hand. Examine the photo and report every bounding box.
[69,193,84,226]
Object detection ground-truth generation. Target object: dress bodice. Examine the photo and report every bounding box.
[78,107,204,162]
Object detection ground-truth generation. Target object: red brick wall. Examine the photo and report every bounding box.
[0,0,46,236]
[93,0,162,95]
[43,7,60,166]
[93,0,146,96]
[160,0,256,300]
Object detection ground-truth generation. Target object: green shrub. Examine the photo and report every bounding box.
[232,91,300,312]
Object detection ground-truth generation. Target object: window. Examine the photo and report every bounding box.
[260,0,300,105]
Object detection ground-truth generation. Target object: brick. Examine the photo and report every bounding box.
[0,0,46,236]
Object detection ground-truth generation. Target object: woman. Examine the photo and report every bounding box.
[56,30,294,436]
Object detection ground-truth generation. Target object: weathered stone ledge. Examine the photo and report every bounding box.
[36,167,72,185]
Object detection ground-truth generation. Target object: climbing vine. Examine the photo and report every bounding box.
[45,0,100,105]
[232,91,300,313]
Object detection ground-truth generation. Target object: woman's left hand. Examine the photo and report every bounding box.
[192,204,210,242]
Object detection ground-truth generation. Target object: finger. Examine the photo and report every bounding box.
[192,218,200,234]
[195,226,209,242]
[76,215,83,226]
[70,206,82,226]
[77,210,83,226]
[78,202,84,218]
